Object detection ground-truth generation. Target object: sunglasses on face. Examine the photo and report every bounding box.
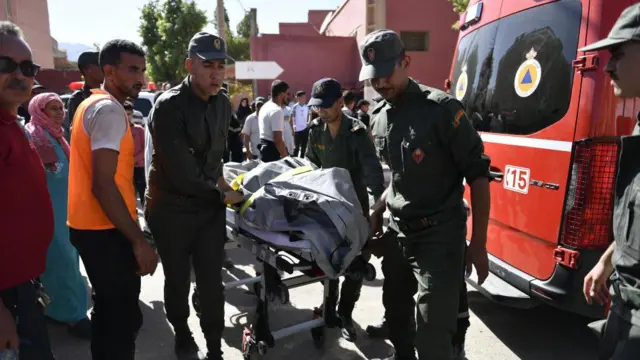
[0,56,40,77]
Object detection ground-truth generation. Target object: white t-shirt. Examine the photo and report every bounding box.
[283,112,295,154]
[292,103,309,132]
[258,100,284,141]
[82,99,127,151]
[241,112,260,155]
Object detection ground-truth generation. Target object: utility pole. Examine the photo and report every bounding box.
[216,0,226,43]
[249,8,258,98]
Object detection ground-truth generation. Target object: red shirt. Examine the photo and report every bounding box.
[0,111,53,291]
[131,124,145,168]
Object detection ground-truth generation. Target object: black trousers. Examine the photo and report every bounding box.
[146,204,226,356]
[259,139,280,163]
[225,133,244,163]
[70,228,143,360]
[294,128,309,158]
[133,167,147,207]
[0,281,55,360]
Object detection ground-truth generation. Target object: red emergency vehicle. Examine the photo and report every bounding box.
[448,0,640,318]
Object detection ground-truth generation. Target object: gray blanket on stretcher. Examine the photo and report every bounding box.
[223,157,369,279]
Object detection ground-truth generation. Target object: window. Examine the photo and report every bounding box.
[401,31,429,52]
[134,98,153,117]
[450,0,582,135]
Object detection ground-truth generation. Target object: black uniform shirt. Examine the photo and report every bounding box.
[370,79,490,220]
[147,76,231,208]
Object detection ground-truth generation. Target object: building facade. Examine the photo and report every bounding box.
[0,0,55,69]
[250,0,459,101]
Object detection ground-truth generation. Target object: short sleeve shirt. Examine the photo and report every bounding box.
[242,112,261,155]
[258,101,284,141]
[82,99,127,151]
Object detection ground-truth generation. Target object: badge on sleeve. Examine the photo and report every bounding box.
[412,148,424,164]
[453,109,465,128]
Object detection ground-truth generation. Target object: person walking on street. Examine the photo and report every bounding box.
[362,30,491,360]
[258,80,290,162]
[581,4,640,359]
[65,51,104,142]
[0,21,56,360]
[242,97,265,160]
[67,39,158,360]
[305,77,385,342]
[292,90,310,157]
[25,92,92,339]
[145,32,243,360]
[124,101,147,208]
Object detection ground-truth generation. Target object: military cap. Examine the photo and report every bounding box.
[308,78,342,108]
[358,29,405,81]
[188,32,234,61]
[580,3,640,51]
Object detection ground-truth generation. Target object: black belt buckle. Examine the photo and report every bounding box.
[396,216,436,233]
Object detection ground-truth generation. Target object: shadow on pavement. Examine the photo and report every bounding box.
[49,300,175,360]
[467,291,599,360]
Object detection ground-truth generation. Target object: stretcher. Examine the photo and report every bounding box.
[222,205,376,359]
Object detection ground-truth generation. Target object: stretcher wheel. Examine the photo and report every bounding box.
[257,341,268,355]
[311,326,325,349]
[364,263,377,282]
[277,283,290,305]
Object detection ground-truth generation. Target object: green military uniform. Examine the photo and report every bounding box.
[305,78,385,341]
[578,4,640,359]
[361,30,489,360]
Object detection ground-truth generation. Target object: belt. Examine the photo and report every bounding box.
[392,205,466,234]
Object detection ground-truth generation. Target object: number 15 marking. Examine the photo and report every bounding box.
[504,165,530,194]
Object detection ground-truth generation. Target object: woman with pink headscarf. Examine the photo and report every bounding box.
[25,92,91,339]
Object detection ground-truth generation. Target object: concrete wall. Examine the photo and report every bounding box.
[308,10,332,30]
[385,0,458,88]
[250,34,358,97]
[0,0,54,69]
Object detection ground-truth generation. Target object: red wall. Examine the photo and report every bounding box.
[385,0,458,88]
[279,23,319,36]
[308,10,332,30]
[251,34,358,98]
[36,69,82,94]
[323,0,366,42]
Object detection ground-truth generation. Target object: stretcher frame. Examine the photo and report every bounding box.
[220,207,375,359]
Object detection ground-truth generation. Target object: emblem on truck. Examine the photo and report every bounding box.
[455,63,468,100]
[514,48,542,98]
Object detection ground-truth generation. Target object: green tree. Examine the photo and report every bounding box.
[139,0,208,82]
[213,5,232,39]
[212,5,251,61]
[448,0,470,29]
[236,11,257,38]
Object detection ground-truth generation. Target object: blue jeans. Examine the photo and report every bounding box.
[0,281,55,360]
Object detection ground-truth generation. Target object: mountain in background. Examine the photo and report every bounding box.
[58,42,94,62]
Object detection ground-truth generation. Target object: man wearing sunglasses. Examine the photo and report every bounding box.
[0,22,56,360]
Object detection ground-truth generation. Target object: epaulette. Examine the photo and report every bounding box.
[309,118,321,128]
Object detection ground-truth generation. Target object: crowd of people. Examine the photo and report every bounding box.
[2,3,640,360]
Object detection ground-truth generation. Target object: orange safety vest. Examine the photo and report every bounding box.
[67,89,137,230]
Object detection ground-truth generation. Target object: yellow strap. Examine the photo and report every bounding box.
[230,173,247,191]
[239,165,314,215]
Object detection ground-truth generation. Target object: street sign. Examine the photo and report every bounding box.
[235,61,284,80]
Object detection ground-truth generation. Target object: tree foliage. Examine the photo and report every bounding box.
[213,5,251,61]
[448,0,470,29]
[236,11,257,38]
[139,0,208,82]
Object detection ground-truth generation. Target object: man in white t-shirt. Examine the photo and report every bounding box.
[258,80,290,162]
[282,98,295,155]
[291,90,310,157]
[241,97,264,160]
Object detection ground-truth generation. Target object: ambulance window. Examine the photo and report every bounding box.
[451,0,582,135]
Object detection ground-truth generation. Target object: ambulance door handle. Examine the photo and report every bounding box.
[489,166,503,183]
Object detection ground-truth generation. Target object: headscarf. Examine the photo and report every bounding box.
[236,97,252,123]
[25,92,69,164]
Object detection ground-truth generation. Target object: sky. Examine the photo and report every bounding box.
[48,0,344,46]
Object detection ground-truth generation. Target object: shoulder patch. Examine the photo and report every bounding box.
[350,119,367,133]
[310,118,321,127]
[453,109,465,128]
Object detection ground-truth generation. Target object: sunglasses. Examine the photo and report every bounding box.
[0,56,40,77]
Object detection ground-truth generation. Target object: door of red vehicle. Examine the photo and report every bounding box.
[452,0,588,280]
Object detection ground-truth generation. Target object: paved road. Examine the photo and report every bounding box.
[49,246,600,360]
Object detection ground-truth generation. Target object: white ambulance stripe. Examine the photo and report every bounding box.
[480,133,573,152]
